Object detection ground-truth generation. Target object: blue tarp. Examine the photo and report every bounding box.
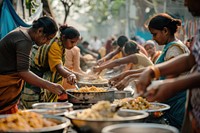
[135,29,152,41]
[0,0,31,39]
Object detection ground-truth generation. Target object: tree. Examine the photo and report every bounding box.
[60,0,75,23]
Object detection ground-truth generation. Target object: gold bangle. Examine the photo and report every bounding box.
[149,66,160,80]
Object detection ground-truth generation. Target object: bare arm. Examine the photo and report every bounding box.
[156,53,195,76]
[18,71,65,95]
[147,72,200,102]
[137,53,196,93]
[109,68,145,84]
[95,54,139,72]
[56,64,77,84]
[97,47,121,65]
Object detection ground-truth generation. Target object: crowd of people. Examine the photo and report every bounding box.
[0,0,199,132]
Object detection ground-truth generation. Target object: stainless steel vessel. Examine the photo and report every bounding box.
[102,123,179,133]
[0,114,71,133]
[67,89,115,104]
[32,102,73,116]
[65,109,149,133]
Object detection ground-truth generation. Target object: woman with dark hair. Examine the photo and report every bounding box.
[137,0,200,132]
[0,16,66,114]
[146,13,190,130]
[21,25,80,108]
[96,35,128,65]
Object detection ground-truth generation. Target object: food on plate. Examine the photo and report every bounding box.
[113,97,150,110]
[0,111,58,131]
[76,101,122,120]
[73,86,107,92]
[113,97,167,111]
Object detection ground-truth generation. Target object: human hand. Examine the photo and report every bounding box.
[96,59,104,66]
[93,65,102,74]
[145,80,175,102]
[46,82,66,95]
[137,67,153,93]
[109,72,128,86]
[114,76,131,91]
[67,73,77,85]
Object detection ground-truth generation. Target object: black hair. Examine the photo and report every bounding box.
[117,35,128,47]
[148,13,182,35]
[124,40,139,55]
[59,25,80,39]
[32,16,58,35]
[82,41,89,45]
[112,40,117,46]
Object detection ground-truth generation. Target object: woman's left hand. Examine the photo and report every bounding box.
[67,73,77,85]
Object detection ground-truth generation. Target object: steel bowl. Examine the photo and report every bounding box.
[25,109,71,116]
[66,89,115,104]
[114,91,133,99]
[65,109,148,133]
[77,81,109,87]
[102,123,179,133]
[0,114,71,133]
[32,102,73,116]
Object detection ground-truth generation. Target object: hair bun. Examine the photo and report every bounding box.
[59,24,69,33]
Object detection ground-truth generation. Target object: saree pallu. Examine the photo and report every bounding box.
[0,73,24,114]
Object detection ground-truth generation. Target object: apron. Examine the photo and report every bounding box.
[0,73,24,114]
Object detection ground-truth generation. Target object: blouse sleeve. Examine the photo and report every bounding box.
[165,45,185,61]
[16,40,32,72]
[136,53,154,67]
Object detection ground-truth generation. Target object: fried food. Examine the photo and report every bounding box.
[0,111,58,132]
[73,86,107,92]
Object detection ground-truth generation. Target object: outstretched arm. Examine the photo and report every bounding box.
[109,68,145,85]
[146,71,200,102]
[137,53,196,93]
[56,64,77,85]
[97,47,121,65]
[18,71,65,95]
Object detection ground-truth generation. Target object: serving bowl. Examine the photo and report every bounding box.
[102,123,179,133]
[114,91,133,99]
[77,81,108,87]
[32,102,73,116]
[67,89,115,104]
[65,109,148,133]
[0,114,71,133]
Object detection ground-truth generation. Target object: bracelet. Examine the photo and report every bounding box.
[149,66,160,80]
[103,58,106,62]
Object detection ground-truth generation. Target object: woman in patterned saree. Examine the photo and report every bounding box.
[21,25,80,108]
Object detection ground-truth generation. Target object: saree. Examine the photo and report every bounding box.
[155,40,189,130]
[0,73,24,114]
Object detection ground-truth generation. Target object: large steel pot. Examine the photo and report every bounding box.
[65,109,148,133]
[32,102,73,116]
[77,81,108,87]
[114,91,133,99]
[102,123,179,133]
[66,89,115,104]
[0,114,70,133]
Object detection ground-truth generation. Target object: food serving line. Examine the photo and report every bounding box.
[0,79,178,133]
